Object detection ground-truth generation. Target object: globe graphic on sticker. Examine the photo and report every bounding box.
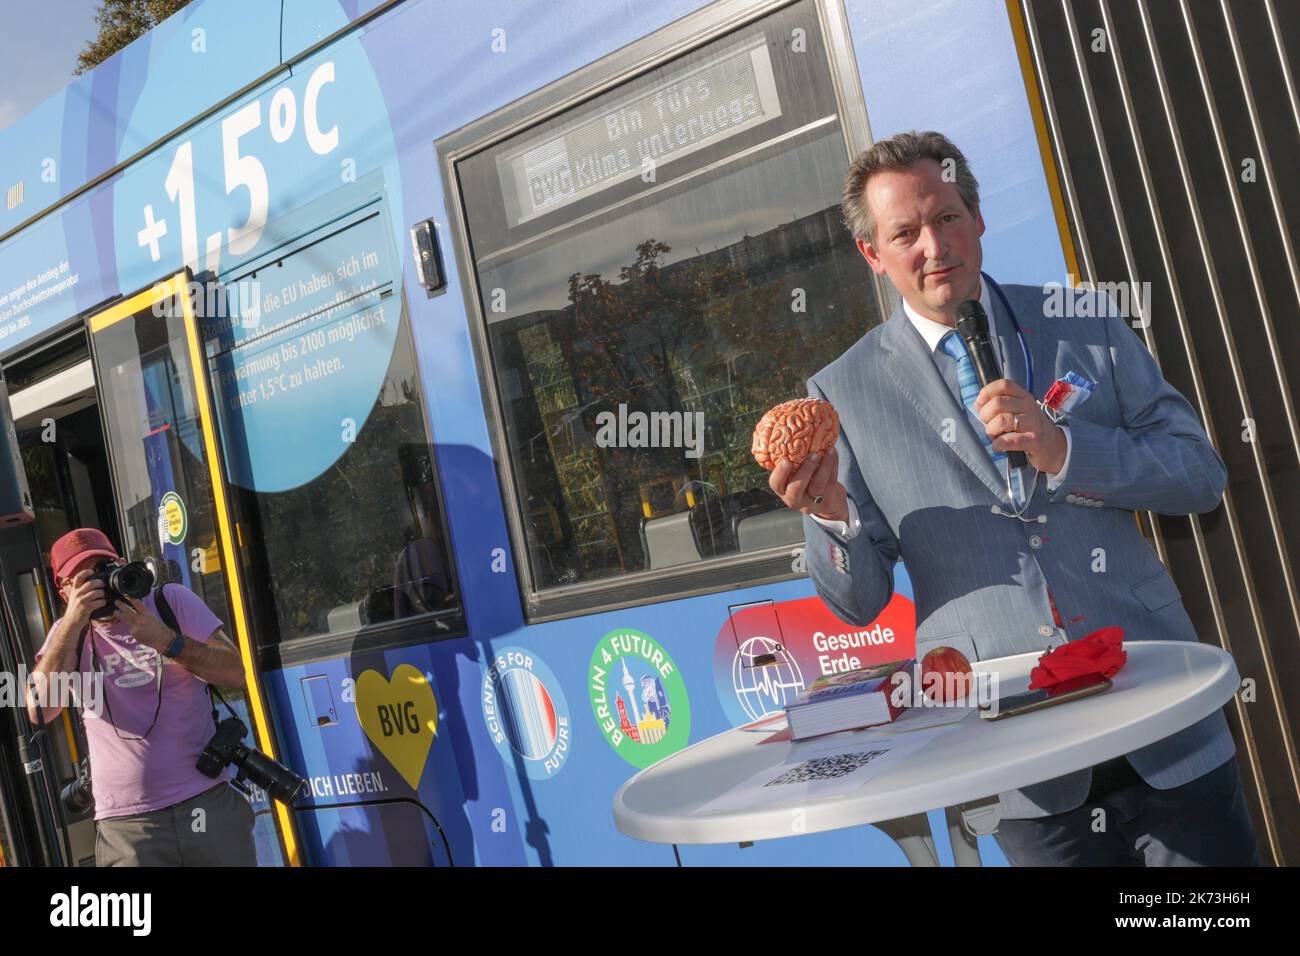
[497,667,558,760]
[731,636,806,722]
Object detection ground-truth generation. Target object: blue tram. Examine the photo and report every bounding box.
[0,0,1079,866]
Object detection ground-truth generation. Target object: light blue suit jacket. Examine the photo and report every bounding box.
[802,280,1236,819]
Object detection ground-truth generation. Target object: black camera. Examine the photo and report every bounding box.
[197,715,307,804]
[87,559,155,619]
[60,759,93,815]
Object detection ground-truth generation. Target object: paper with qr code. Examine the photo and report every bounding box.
[695,723,960,815]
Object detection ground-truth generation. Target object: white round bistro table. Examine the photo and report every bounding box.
[612,642,1240,866]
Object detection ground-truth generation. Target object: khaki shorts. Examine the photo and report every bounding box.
[95,781,257,867]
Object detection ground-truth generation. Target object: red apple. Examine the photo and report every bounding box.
[921,646,974,703]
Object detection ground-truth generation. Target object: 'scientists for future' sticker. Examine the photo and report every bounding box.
[589,628,690,769]
[482,647,571,779]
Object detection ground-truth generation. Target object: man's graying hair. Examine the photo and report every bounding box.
[841,131,981,244]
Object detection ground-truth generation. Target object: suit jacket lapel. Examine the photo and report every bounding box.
[996,282,1058,405]
[879,297,1009,503]
[990,281,1028,396]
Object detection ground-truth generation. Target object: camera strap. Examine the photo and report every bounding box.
[66,621,91,711]
[89,611,163,742]
[151,583,241,729]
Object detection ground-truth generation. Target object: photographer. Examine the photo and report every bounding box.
[25,528,256,867]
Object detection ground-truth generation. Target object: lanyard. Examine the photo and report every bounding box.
[83,620,164,741]
[981,272,1047,521]
[983,271,1034,395]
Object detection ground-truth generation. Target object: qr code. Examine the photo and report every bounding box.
[764,750,890,786]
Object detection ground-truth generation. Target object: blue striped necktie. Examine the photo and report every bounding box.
[940,329,1024,506]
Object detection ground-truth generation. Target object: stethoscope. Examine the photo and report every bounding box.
[985,272,1033,394]
[981,272,1047,524]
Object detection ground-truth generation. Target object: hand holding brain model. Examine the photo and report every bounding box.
[756,398,848,523]
[751,398,840,471]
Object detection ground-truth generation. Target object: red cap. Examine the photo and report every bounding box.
[50,528,121,583]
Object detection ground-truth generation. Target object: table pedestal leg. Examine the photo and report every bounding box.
[945,804,983,867]
[872,812,940,866]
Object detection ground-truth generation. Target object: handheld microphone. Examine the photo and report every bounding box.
[955,299,1028,470]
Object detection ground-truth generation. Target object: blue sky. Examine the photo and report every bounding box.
[0,0,108,132]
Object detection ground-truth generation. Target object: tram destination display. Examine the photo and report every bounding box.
[496,34,783,227]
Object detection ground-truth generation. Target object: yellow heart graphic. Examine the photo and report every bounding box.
[356,664,439,790]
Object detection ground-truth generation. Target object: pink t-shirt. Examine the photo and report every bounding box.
[36,583,235,820]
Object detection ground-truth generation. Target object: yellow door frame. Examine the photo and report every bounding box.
[88,270,302,866]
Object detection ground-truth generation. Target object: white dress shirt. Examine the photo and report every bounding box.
[811,277,1073,539]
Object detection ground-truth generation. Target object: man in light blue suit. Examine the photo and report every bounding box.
[771,131,1259,866]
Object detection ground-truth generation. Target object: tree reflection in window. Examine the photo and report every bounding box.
[492,212,875,590]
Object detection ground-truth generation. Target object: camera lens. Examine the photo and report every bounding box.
[109,561,155,600]
[60,775,93,815]
[235,748,308,804]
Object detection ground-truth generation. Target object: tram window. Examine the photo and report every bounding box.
[90,289,236,636]
[209,206,465,650]
[454,0,880,599]
[17,404,120,576]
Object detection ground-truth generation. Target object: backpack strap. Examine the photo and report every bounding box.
[153,582,180,633]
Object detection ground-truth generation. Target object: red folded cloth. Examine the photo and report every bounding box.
[1028,625,1127,696]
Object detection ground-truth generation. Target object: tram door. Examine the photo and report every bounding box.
[0,335,110,866]
[82,270,300,866]
[0,516,59,867]
[0,519,85,865]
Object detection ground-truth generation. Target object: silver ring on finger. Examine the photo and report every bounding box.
[812,493,824,505]
[1013,413,1022,430]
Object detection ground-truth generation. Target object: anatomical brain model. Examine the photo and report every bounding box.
[751,398,840,471]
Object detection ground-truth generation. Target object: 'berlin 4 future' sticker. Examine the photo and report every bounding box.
[589,628,690,769]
